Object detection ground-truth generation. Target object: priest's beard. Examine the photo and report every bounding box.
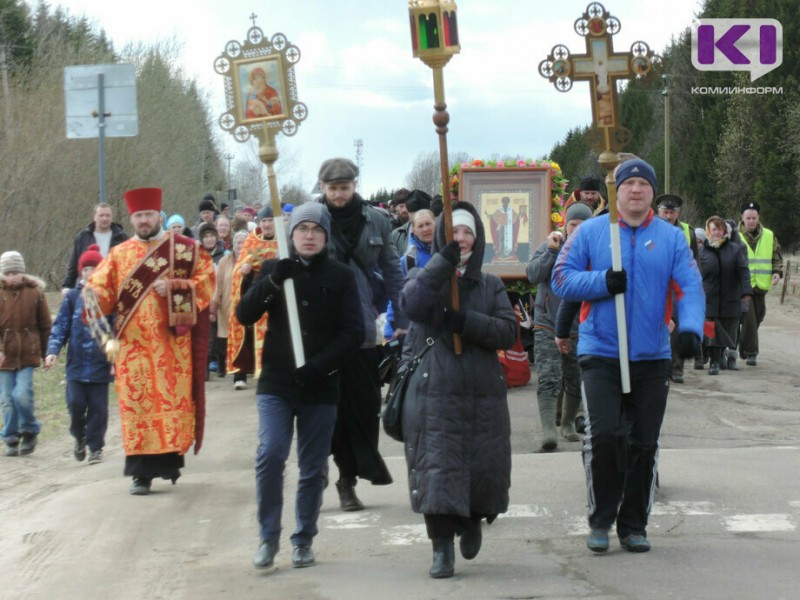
[137,223,162,240]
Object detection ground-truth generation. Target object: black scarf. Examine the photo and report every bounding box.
[326,194,365,251]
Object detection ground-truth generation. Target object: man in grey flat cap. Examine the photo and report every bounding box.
[316,157,401,510]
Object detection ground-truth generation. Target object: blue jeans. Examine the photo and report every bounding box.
[255,394,337,547]
[66,381,110,452]
[1,368,39,443]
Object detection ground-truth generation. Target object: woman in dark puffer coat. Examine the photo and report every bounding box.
[399,201,517,579]
[699,215,752,374]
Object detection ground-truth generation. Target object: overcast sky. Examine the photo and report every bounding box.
[37,0,705,198]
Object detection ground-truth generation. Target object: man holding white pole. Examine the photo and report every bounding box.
[551,158,704,554]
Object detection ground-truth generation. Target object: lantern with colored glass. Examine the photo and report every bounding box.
[408,0,460,65]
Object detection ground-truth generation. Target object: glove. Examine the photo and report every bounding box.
[605,268,627,295]
[741,296,752,316]
[294,363,320,388]
[442,306,467,334]
[271,258,299,286]
[676,332,700,359]
[439,240,461,267]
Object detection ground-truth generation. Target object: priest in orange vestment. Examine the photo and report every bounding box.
[226,206,277,390]
[88,187,215,495]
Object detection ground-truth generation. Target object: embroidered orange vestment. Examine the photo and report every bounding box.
[226,230,277,375]
[88,235,214,456]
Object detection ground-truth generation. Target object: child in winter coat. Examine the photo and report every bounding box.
[45,245,114,464]
[0,251,52,457]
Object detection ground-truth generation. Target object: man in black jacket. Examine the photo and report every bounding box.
[62,203,128,294]
[238,202,364,570]
[317,157,402,510]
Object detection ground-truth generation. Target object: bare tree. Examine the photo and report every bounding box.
[405,149,470,196]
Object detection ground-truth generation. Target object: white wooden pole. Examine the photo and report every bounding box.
[274,214,305,367]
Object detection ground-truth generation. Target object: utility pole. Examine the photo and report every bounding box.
[1,44,12,133]
[224,152,235,206]
[662,74,670,193]
[354,138,363,190]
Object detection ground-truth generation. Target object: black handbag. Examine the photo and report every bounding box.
[382,336,435,442]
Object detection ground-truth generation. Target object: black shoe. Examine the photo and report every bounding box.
[725,351,738,371]
[335,478,364,511]
[253,540,279,568]
[74,436,87,462]
[292,545,315,568]
[429,536,455,578]
[87,450,103,464]
[619,534,651,553]
[459,519,482,560]
[130,477,152,495]
[693,359,705,370]
[746,355,757,366]
[671,374,684,384]
[5,441,19,457]
[19,432,37,456]
[708,362,720,376]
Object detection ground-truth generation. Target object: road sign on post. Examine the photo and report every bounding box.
[64,63,138,202]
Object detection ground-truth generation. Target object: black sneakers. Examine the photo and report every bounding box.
[74,437,87,462]
[19,432,37,456]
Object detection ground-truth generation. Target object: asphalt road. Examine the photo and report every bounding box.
[2,293,799,599]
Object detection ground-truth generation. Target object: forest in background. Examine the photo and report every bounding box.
[547,0,799,249]
[1,0,798,288]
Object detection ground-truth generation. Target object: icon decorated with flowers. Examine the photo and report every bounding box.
[449,158,569,228]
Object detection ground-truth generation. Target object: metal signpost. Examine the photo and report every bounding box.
[64,63,138,203]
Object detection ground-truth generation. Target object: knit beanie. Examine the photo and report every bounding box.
[198,193,218,213]
[288,203,331,240]
[166,214,185,229]
[452,208,476,235]
[565,202,593,223]
[615,158,657,195]
[256,205,274,221]
[78,244,103,272]
[0,251,25,274]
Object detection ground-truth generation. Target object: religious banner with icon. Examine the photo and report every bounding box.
[214,14,307,143]
[459,167,552,278]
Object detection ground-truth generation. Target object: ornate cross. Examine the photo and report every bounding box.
[538,2,653,152]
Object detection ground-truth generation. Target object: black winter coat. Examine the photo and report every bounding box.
[62,223,128,289]
[699,240,752,319]
[399,201,517,518]
[236,253,364,403]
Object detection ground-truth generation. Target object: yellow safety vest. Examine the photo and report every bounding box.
[742,227,774,291]
[679,221,691,247]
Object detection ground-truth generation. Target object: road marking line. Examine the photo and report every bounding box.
[724,514,795,532]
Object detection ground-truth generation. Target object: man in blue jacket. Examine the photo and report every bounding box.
[552,158,704,554]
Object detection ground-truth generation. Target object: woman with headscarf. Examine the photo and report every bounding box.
[398,202,517,579]
[699,215,753,374]
[211,231,248,378]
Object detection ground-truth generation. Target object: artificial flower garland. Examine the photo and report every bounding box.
[449,158,570,227]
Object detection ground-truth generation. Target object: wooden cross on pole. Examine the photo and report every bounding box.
[538,2,655,394]
[538,2,653,153]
